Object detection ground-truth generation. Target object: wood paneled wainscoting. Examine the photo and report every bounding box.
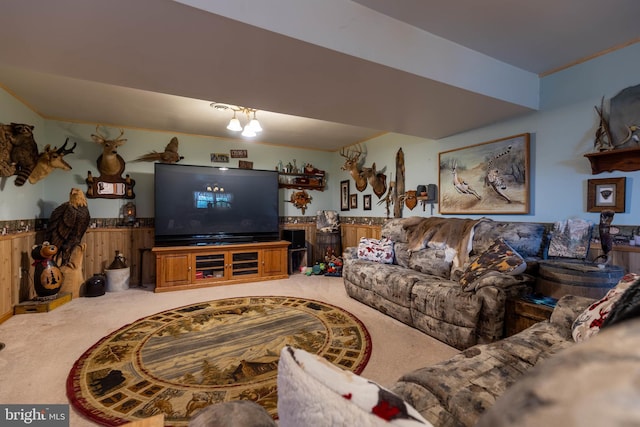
[0,228,155,323]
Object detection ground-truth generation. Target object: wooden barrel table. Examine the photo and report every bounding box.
[536,259,625,299]
[315,231,341,263]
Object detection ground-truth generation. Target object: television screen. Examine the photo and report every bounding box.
[154,163,279,246]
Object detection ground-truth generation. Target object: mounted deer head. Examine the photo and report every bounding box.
[28,139,76,184]
[360,162,387,198]
[340,143,367,192]
[91,125,126,176]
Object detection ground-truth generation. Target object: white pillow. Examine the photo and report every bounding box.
[357,237,394,264]
[277,346,432,427]
[572,273,640,342]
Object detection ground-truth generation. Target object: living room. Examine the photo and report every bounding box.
[2,2,640,426]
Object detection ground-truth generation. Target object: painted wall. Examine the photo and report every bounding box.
[1,42,639,226]
[335,42,640,226]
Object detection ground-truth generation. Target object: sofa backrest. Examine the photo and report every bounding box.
[472,221,548,258]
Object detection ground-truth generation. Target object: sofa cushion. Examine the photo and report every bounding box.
[547,218,593,259]
[472,221,546,258]
[408,248,453,279]
[459,239,526,291]
[358,237,394,264]
[277,346,432,427]
[571,272,639,342]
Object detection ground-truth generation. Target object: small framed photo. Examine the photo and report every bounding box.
[211,153,229,163]
[238,160,253,169]
[340,180,350,211]
[587,177,626,212]
[363,194,372,210]
[350,194,358,209]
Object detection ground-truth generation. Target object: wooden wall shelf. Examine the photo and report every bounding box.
[584,146,640,174]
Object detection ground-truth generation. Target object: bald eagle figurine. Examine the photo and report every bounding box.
[134,136,184,163]
[45,188,91,266]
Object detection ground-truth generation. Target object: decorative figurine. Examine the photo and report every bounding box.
[31,242,63,298]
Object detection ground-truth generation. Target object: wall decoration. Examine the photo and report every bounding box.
[587,177,626,213]
[350,194,358,209]
[211,153,229,163]
[28,138,76,185]
[339,144,367,192]
[394,148,405,218]
[361,163,387,198]
[238,160,253,169]
[439,133,530,214]
[340,180,350,211]
[86,125,135,199]
[363,194,372,211]
[230,149,248,158]
[288,190,312,214]
[134,136,183,163]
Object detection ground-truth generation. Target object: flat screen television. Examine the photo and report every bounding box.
[154,163,280,246]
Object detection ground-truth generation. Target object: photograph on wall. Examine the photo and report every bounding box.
[238,160,253,169]
[340,180,350,211]
[587,177,626,212]
[363,194,372,210]
[350,194,358,209]
[438,133,530,214]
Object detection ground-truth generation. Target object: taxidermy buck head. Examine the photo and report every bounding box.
[360,162,387,198]
[340,143,367,192]
[91,125,126,176]
[28,139,76,184]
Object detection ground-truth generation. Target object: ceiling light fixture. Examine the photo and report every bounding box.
[211,102,263,137]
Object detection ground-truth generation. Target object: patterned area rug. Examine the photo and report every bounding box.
[66,296,372,425]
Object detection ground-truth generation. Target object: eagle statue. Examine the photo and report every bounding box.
[134,136,184,163]
[45,188,91,266]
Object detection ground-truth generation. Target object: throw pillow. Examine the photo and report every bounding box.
[277,346,432,427]
[357,237,394,264]
[571,273,640,342]
[458,238,526,291]
[547,218,593,259]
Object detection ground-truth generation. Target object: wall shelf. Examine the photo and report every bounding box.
[278,172,326,191]
[584,146,640,174]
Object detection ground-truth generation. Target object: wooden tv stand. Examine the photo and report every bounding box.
[152,240,289,292]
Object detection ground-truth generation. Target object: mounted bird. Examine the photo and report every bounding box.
[134,136,184,163]
[45,188,91,267]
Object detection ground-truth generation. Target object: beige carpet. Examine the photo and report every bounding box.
[0,275,458,426]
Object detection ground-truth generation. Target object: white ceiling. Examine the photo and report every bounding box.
[0,0,638,151]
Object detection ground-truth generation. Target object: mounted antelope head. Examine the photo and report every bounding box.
[340,143,367,192]
[91,125,126,176]
[360,162,387,198]
[28,139,77,184]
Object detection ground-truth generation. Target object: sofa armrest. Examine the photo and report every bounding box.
[549,295,595,331]
[343,246,358,261]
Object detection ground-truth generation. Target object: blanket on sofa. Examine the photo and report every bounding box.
[403,217,487,270]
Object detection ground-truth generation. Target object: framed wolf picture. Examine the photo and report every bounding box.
[438,133,530,214]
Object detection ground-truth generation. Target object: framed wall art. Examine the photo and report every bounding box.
[230,149,248,158]
[340,180,350,211]
[587,177,626,212]
[363,194,372,211]
[350,194,358,209]
[438,133,530,214]
[211,153,229,163]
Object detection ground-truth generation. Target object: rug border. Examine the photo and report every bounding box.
[66,295,373,426]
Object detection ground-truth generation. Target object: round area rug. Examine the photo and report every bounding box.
[67,296,371,426]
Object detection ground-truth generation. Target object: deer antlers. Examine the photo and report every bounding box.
[340,144,367,192]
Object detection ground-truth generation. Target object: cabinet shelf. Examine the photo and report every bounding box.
[584,146,640,174]
[278,172,326,191]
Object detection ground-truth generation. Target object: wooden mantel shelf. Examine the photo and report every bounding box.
[584,146,640,174]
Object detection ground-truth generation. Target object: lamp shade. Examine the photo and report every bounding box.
[241,125,257,137]
[227,118,242,132]
[249,118,262,132]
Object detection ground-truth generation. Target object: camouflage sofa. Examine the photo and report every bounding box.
[342,217,548,350]
[391,294,594,427]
